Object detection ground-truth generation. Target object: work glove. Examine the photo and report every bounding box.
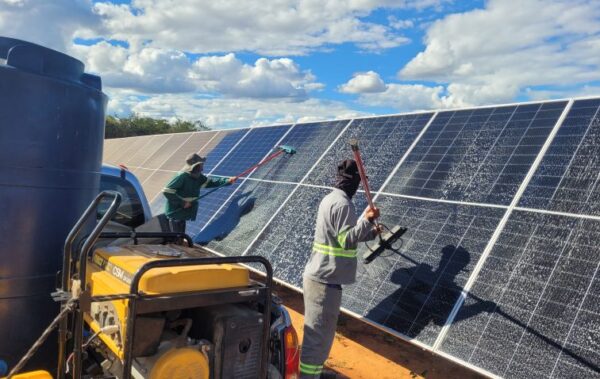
[365,206,380,223]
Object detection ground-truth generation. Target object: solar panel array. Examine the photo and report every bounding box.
[103,97,600,379]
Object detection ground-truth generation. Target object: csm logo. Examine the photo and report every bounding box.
[111,265,132,284]
[112,265,125,280]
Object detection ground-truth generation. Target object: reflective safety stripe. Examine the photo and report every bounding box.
[299,362,323,375]
[162,188,176,194]
[336,227,350,248]
[179,196,198,201]
[313,243,357,258]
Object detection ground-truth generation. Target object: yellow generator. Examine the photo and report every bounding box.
[6,192,299,379]
[82,243,268,379]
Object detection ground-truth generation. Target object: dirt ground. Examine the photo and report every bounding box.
[273,282,487,379]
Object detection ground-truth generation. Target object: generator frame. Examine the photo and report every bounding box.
[56,192,273,379]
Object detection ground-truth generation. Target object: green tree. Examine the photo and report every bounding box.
[104,114,210,139]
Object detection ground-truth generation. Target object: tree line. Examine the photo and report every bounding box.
[105,114,210,139]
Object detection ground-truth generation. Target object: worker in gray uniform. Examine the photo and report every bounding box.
[300,159,380,378]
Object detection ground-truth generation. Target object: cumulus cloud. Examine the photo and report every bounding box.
[399,0,600,105]
[72,43,322,98]
[339,71,387,94]
[107,92,366,128]
[87,0,443,55]
[0,0,99,53]
[72,42,196,93]
[354,83,449,110]
[191,54,322,98]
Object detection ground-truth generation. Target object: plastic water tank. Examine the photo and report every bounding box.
[0,37,107,371]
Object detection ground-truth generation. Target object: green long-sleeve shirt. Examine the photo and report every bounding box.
[163,172,229,221]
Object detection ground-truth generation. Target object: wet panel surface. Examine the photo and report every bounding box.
[384,102,567,205]
[345,196,504,346]
[185,182,241,236]
[520,99,600,216]
[250,120,350,183]
[201,181,296,255]
[441,210,600,378]
[305,114,433,191]
[246,186,369,287]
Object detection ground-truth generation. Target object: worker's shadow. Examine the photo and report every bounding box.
[366,245,495,338]
[194,191,255,244]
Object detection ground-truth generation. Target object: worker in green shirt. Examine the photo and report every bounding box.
[162,153,235,234]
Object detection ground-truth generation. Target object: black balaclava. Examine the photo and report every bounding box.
[335,159,361,198]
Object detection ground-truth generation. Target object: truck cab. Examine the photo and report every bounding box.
[99,165,152,230]
[98,164,299,379]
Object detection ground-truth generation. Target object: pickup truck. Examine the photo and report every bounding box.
[98,164,300,379]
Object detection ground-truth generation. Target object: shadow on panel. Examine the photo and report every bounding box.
[367,245,494,338]
[194,190,256,244]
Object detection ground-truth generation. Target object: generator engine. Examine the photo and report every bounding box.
[83,244,266,379]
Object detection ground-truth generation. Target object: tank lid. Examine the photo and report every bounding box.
[0,37,102,91]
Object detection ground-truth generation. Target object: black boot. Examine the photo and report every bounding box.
[320,369,337,379]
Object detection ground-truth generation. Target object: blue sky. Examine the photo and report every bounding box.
[1,0,599,128]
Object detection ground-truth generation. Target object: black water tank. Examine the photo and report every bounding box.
[0,37,107,370]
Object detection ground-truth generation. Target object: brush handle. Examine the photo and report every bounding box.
[350,139,375,209]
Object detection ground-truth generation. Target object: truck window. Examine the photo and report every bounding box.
[98,175,145,228]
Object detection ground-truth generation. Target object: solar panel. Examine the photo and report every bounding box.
[202,129,249,173]
[140,133,190,170]
[160,131,218,171]
[520,99,600,214]
[200,181,296,254]
[126,135,165,168]
[439,210,600,378]
[210,125,292,177]
[185,182,240,236]
[345,196,505,346]
[198,131,228,156]
[110,135,151,167]
[130,167,155,184]
[383,102,567,205]
[102,138,127,164]
[250,120,350,182]
[100,96,600,379]
[305,113,434,191]
[246,185,339,285]
[142,170,177,205]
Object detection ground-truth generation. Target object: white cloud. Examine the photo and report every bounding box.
[398,0,600,105]
[191,54,323,98]
[388,16,414,30]
[339,71,387,93]
[0,0,99,53]
[107,92,366,129]
[88,0,442,55]
[72,43,322,98]
[354,83,450,110]
[72,42,195,93]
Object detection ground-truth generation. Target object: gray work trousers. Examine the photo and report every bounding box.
[300,277,342,378]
